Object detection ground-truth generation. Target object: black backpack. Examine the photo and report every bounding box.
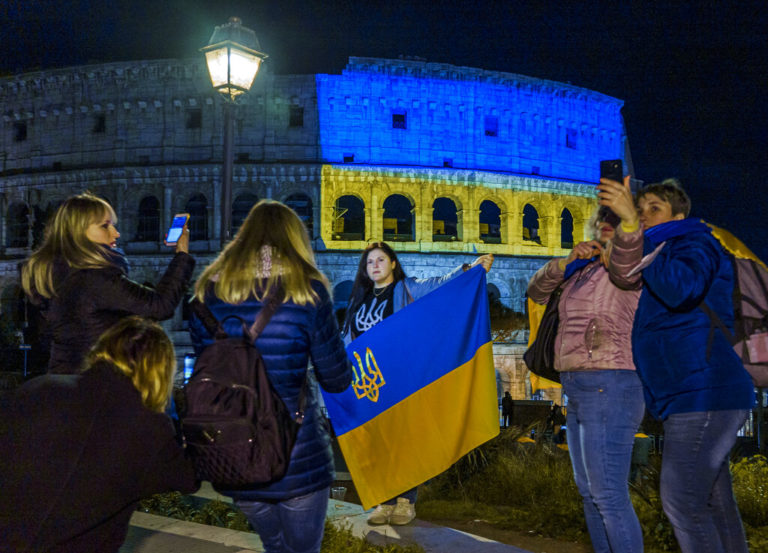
[182,294,306,490]
[523,284,564,384]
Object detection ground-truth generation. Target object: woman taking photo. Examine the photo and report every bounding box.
[342,242,493,526]
[602,177,754,553]
[1,316,198,552]
[21,192,194,373]
[189,199,352,553]
[527,186,645,553]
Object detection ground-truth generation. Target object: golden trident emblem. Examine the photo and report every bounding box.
[351,347,386,402]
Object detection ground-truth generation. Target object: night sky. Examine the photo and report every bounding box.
[3,0,767,260]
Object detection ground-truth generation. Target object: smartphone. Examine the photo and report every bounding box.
[599,159,623,183]
[598,160,623,227]
[165,213,190,245]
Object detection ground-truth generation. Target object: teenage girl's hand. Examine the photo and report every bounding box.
[175,226,190,254]
[597,175,638,227]
[471,253,494,272]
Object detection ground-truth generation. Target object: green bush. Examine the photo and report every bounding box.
[419,432,768,553]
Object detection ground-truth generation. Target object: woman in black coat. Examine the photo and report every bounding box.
[0,316,199,553]
[21,192,195,373]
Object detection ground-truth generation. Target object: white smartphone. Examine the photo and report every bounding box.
[165,213,190,245]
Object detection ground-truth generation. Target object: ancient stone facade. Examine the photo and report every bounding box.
[0,56,628,397]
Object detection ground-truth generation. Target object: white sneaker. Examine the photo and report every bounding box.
[389,497,416,525]
[367,503,394,525]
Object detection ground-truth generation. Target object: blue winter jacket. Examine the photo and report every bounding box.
[618,219,755,419]
[189,279,352,501]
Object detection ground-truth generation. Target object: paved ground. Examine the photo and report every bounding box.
[120,483,535,553]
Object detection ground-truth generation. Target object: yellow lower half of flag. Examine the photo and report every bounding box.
[529,372,561,392]
[336,341,499,509]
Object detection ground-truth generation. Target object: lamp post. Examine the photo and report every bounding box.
[201,17,267,243]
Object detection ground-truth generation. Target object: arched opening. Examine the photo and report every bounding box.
[285,193,313,237]
[333,195,365,240]
[383,194,414,242]
[561,208,574,249]
[432,197,458,241]
[135,196,160,242]
[479,200,501,243]
[185,194,209,241]
[232,192,258,235]
[6,203,29,248]
[332,279,354,328]
[522,204,541,244]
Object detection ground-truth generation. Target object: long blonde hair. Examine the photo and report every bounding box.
[84,316,176,413]
[21,193,118,299]
[194,199,329,305]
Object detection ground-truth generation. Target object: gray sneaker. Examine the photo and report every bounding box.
[389,497,416,525]
[367,503,394,525]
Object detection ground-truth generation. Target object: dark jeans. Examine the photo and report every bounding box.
[661,409,749,553]
[235,487,329,553]
[382,486,418,505]
[561,370,645,553]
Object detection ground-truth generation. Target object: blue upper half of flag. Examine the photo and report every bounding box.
[325,266,491,435]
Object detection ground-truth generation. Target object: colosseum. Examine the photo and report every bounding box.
[0,55,629,399]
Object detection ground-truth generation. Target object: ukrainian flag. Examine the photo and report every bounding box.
[323,266,498,509]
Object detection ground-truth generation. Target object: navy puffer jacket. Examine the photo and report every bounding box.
[189,279,352,501]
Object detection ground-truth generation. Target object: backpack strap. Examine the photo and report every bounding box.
[245,290,284,342]
[189,299,228,339]
[700,301,737,364]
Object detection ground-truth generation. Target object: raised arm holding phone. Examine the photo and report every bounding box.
[21,193,195,373]
[527,160,645,553]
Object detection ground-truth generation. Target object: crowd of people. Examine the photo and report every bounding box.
[0,169,759,553]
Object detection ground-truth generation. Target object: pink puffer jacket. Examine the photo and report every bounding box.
[527,227,643,372]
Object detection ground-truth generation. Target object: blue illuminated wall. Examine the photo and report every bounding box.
[316,57,626,183]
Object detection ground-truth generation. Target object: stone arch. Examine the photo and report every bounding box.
[432,196,459,241]
[487,282,501,302]
[185,193,209,242]
[333,194,365,241]
[522,203,541,244]
[382,193,414,242]
[135,195,160,242]
[6,202,29,248]
[560,207,573,249]
[232,192,258,234]
[284,192,313,237]
[332,279,354,328]
[479,199,502,244]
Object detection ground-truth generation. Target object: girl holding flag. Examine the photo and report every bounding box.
[342,242,493,526]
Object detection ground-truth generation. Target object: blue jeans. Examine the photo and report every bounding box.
[661,409,749,553]
[235,487,329,553]
[561,370,645,553]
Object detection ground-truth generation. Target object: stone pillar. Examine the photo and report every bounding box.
[414,203,431,244]
[213,178,222,244]
[462,208,480,243]
[163,185,172,236]
[574,216,590,243]
[368,206,384,241]
[539,216,557,248]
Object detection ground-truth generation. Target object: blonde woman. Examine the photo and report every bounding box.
[189,199,352,553]
[0,317,198,552]
[21,192,195,373]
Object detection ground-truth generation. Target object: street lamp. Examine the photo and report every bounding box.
[201,17,268,242]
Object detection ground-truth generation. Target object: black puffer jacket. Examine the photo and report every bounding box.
[189,279,352,501]
[0,362,198,553]
[44,252,195,373]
